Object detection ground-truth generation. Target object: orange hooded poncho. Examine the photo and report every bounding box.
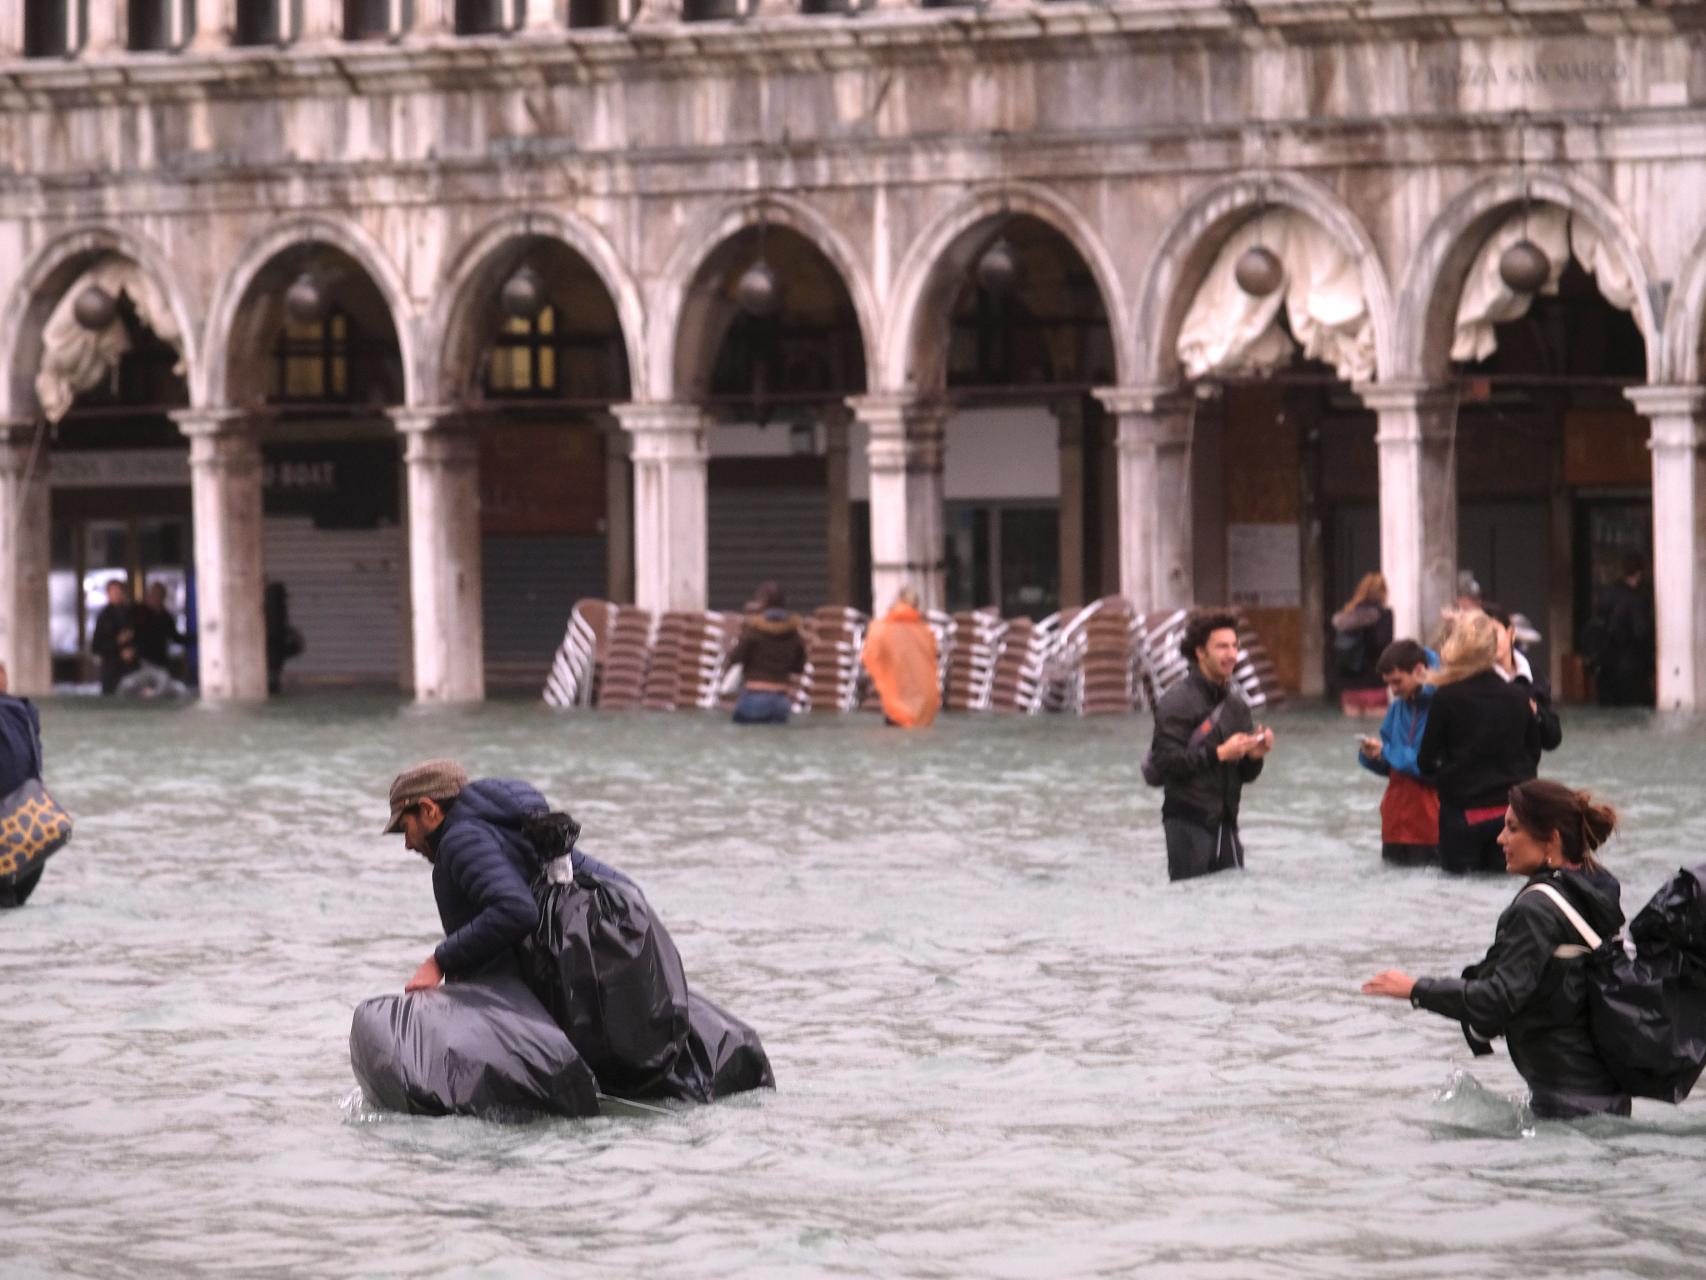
[861,603,941,728]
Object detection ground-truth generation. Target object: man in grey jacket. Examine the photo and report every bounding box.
[1146,610,1275,881]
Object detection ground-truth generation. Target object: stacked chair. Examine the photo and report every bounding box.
[541,597,1284,716]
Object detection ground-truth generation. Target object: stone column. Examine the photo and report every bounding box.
[598,414,633,604]
[824,404,853,606]
[409,0,456,34]
[1054,395,1085,609]
[1,6,26,56]
[392,408,484,703]
[1627,385,1706,710]
[0,422,52,695]
[1094,386,1195,613]
[84,2,124,53]
[521,0,566,30]
[1354,383,1457,647]
[173,409,267,700]
[849,394,946,614]
[613,403,707,614]
[190,0,237,49]
[298,0,344,39]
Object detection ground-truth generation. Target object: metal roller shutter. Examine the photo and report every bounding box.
[262,516,404,680]
[482,533,608,664]
[708,484,829,613]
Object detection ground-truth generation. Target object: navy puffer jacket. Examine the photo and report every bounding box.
[429,779,548,980]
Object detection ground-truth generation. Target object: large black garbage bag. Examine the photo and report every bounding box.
[519,855,691,1097]
[349,974,598,1119]
[1585,864,1706,1104]
[650,990,776,1104]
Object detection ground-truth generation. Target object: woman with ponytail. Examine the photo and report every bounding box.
[1363,779,1630,1119]
[1415,612,1545,873]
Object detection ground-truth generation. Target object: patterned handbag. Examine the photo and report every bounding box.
[0,718,72,887]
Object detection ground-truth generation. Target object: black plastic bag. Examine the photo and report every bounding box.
[349,974,598,1119]
[520,857,691,1097]
[1586,864,1706,1103]
[650,990,776,1104]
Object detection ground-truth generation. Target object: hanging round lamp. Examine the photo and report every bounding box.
[976,236,1021,297]
[1498,239,1550,294]
[736,260,782,318]
[284,272,326,326]
[500,266,546,321]
[1234,244,1285,297]
[73,285,118,331]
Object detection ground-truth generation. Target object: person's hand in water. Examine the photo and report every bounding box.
[1361,970,1415,1000]
[405,955,443,993]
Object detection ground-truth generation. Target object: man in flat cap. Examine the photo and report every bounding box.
[383,759,548,993]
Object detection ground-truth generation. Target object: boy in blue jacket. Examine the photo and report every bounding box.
[1356,639,1439,866]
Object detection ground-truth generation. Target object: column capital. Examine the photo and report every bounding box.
[1352,381,1458,415]
[1093,384,1195,418]
[845,393,948,440]
[611,402,705,435]
[1626,384,1706,428]
[171,406,250,439]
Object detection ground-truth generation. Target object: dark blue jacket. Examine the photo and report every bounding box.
[428,779,548,980]
[0,695,42,796]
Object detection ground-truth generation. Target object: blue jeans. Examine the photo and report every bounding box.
[732,690,792,724]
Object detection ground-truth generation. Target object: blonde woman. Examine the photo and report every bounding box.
[1329,572,1394,715]
[1415,612,1543,873]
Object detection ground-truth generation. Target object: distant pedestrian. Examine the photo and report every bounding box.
[1144,609,1274,882]
[264,582,305,695]
[1355,639,1440,867]
[1485,601,1561,767]
[727,582,806,725]
[90,579,137,695]
[1363,779,1629,1119]
[1416,612,1541,874]
[1329,572,1394,716]
[1586,555,1655,707]
[861,587,940,728]
[133,580,185,672]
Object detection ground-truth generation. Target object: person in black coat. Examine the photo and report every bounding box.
[1364,778,1630,1120]
[1416,612,1543,874]
[0,662,47,909]
[1587,555,1655,707]
[90,579,137,695]
[1145,609,1275,881]
[382,760,541,993]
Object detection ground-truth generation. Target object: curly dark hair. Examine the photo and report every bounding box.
[1179,609,1240,662]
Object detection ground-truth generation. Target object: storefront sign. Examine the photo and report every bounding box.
[50,449,190,489]
[262,441,400,528]
[1227,522,1301,609]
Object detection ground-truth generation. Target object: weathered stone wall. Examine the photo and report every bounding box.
[0,7,1701,411]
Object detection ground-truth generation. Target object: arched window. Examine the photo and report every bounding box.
[129,0,192,50]
[455,0,516,32]
[486,306,559,396]
[344,0,405,40]
[24,0,82,56]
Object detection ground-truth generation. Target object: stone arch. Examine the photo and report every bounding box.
[1397,170,1662,384]
[429,209,647,405]
[883,183,1133,393]
[652,194,879,404]
[201,214,417,409]
[1662,222,1706,386]
[1132,171,1397,387]
[0,224,201,421]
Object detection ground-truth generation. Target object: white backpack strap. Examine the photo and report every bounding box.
[1523,882,1603,950]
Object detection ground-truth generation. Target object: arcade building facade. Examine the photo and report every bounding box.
[2,0,1704,703]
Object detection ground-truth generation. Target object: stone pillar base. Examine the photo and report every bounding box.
[849,394,946,615]
[1095,386,1195,614]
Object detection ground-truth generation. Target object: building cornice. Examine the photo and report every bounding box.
[0,0,1700,110]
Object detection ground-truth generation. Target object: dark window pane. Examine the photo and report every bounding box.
[455,0,507,32]
[682,0,742,20]
[345,0,391,39]
[129,0,172,49]
[25,0,72,56]
[235,0,281,44]
[568,0,618,24]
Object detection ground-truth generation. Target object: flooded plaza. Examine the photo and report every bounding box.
[4,698,1706,1278]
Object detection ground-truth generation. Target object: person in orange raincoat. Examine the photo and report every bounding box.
[861,588,941,728]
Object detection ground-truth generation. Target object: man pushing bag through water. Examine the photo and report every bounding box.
[348,760,773,1118]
